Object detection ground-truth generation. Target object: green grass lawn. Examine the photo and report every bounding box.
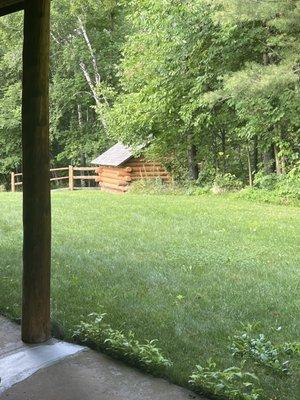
[0,191,299,399]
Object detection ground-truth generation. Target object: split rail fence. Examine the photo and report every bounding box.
[11,166,97,192]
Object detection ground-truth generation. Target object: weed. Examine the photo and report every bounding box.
[73,313,172,373]
[189,360,262,400]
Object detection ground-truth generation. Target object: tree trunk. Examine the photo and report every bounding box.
[221,129,226,173]
[22,0,51,344]
[187,132,199,180]
[263,146,275,174]
[253,135,258,174]
[262,52,275,175]
[247,147,253,187]
[263,52,269,66]
[281,157,286,175]
[274,145,282,175]
[212,132,218,171]
[77,104,86,187]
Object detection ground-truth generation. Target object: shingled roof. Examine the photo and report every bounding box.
[91,143,134,167]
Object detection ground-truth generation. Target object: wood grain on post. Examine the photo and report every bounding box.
[11,172,16,192]
[21,0,51,343]
[69,165,74,190]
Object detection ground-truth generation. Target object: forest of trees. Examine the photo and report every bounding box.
[0,0,299,187]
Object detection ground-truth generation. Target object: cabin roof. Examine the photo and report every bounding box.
[91,143,135,166]
[0,0,24,16]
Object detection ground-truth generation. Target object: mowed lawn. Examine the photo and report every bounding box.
[0,191,299,399]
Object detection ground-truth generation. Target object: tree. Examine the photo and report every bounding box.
[0,15,23,184]
[106,0,273,181]
[0,0,298,186]
[50,0,126,165]
[212,0,300,176]
[0,0,127,185]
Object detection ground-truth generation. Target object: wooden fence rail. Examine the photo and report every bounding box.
[11,166,97,192]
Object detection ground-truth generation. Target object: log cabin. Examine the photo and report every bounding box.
[91,143,171,193]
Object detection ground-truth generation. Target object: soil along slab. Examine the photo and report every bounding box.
[0,341,85,394]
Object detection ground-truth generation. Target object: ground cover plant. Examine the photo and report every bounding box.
[0,191,299,399]
[189,361,262,400]
[73,312,172,373]
[230,324,300,375]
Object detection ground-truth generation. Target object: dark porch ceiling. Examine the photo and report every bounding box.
[0,0,24,17]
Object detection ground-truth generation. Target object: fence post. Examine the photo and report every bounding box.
[69,165,74,191]
[11,172,16,192]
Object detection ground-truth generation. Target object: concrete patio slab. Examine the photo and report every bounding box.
[0,316,26,358]
[0,341,85,395]
[0,316,205,400]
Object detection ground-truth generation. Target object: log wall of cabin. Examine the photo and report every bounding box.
[95,165,131,193]
[126,158,170,182]
[95,158,170,193]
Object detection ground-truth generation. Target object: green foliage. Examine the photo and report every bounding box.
[0,16,22,183]
[253,171,300,193]
[129,178,176,195]
[189,360,262,400]
[0,1,127,184]
[236,188,300,207]
[73,312,172,373]
[1,0,299,185]
[274,174,300,201]
[253,172,279,191]
[230,324,300,375]
[129,173,300,206]
[106,0,300,182]
[236,168,300,205]
[212,173,243,193]
[190,322,300,398]
[129,178,212,196]
[280,342,300,356]
[185,185,211,196]
[197,163,217,186]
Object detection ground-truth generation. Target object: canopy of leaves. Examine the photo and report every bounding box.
[0,0,299,185]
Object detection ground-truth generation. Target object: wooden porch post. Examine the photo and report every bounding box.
[21,0,51,343]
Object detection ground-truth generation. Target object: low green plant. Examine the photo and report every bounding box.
[129,178,180,195]
[253,172,278,190]
[73,312,109,343]
[130,178,213,196]
[230,324,299,374]
[189,360,262,400]
[275,173,300,201]
[236,187,300,206]
[231,333,289,374]
[212,173,243,194]
[73,313,172,373]
[197,163,216,186]
[279,342,300,356]
[247,169,300,204]
[185,185,211,196]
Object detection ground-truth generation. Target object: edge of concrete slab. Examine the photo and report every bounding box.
[0,315,206,400]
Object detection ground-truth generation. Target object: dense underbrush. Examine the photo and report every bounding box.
[129,170,300,206]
